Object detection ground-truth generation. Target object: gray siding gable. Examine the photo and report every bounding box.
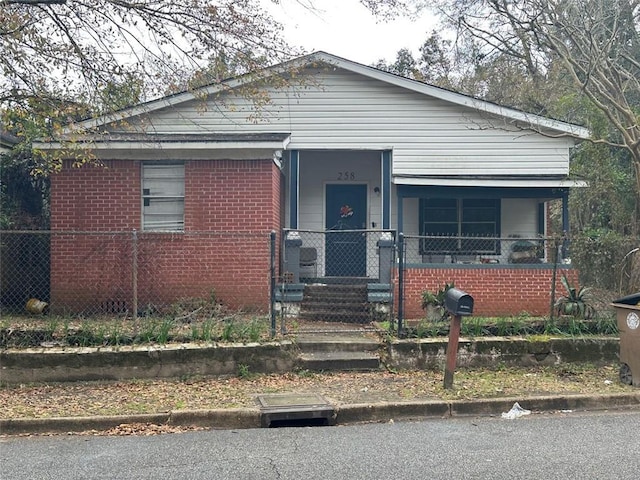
[61,52,587,178]
[106,67,576,177]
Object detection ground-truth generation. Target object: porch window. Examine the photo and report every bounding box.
[142,163,185,231]
[419,198,500,254]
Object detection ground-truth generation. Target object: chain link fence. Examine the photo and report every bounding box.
[397,233,639,334]
[569,234,639,294]
[401,234,561,266]
[0,231,50,313]
[2,229,638,346]
[1,230,278,347]
[397,234,567,331]
[1,230,276,316]
[284,229,395,280]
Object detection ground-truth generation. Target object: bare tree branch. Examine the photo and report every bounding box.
[1,0,302,116]
[363,0,640,225]
[3,1,66,4]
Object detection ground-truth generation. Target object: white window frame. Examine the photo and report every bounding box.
[142,162,185,232]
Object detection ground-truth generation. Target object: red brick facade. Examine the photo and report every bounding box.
[50,159,281,313]
[49,159,575,318]
[51,160,141,231]
[399,265,580,318]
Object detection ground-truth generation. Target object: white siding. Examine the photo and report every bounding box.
[296,151,382,231]
[112,68,572,177]
[501,199,540,238]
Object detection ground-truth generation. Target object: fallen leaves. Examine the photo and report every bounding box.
[103,423,206,436]
[0,364,633,425]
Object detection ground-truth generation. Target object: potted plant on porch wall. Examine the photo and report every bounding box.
[421,282,455,321]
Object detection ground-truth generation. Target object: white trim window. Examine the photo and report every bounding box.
[142,163,185,231]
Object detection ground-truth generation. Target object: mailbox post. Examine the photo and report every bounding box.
[443,288,474,389]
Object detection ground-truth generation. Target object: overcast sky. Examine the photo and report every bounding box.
[266,1,437,65]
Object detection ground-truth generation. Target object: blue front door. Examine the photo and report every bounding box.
[325,184,367,277]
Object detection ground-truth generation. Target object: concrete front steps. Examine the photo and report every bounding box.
[295,333,382,372]
[299,284,371,323]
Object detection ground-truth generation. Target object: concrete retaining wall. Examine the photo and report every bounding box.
[385,337,620,370]
[0,337,620,385]
[0,341,298,384]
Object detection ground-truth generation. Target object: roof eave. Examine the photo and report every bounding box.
[34,137,291,152]
[305,52,590,139]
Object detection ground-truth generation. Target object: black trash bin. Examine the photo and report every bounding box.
[611,293,640,386]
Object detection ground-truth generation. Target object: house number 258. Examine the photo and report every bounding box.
[337,171,356,180]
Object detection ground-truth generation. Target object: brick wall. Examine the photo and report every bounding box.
[134,232,271,312]
[51,160,141,230]
[50,159,280,313]
[185,160,280,231]
[400,265,580,318]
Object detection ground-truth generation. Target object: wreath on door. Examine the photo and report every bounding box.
[340,205,354,218]
[332,205,354,230]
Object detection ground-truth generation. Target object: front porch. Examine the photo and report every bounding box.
[275,229,577,331]
[278,146,578,330]
[275,229,396,327]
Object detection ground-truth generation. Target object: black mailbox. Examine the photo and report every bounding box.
[444,288,474,316]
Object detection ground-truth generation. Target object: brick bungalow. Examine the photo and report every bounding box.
[35,52,588,318]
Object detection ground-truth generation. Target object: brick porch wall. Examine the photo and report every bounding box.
[400,265,580,318]
[50,159,280,313]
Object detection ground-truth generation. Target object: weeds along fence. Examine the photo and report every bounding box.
[0,230,276,318]
[569,233,640,294]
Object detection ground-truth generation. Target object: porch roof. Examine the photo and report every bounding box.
[394,175,587,189]
[396,182,578,201]
[33,132,292,161]
[35,132,291,151]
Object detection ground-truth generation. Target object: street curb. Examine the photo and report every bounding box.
[2,393,639,436]
[0,413,171,436]
[168,408,261,430]
[449,393,640,416]
[335,401,450,424]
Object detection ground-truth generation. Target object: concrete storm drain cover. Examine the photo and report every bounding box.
[256,393,336,428]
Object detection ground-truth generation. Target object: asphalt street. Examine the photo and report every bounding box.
[2,410,639,479]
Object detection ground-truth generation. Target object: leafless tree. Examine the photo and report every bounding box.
[0,0,301,111]
[364,0,640,222]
